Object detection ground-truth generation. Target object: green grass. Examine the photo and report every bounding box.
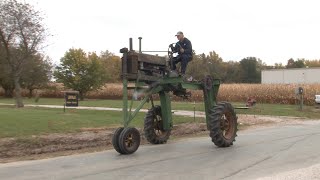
[1,97,319,138]
[0,97,209,109]
[235,103,320,119]
[1,97,320,118]
[0,97,154,109]
[0,106,204,138]
[173,102,320,119]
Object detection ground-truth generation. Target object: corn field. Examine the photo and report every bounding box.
[1,83,320,105]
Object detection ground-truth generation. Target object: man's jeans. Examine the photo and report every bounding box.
[171,54,192,75]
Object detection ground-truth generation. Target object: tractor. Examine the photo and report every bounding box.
[112,38,238,154]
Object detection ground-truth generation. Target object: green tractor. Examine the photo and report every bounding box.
[112,38,238,154]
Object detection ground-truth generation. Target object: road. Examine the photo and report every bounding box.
[0,121,320,180]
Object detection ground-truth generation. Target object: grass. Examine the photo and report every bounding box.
[1,97,319,138]
[0,97,149,107]
[0,106,204,138]
[235,103,320,119]
[1,97,320,118]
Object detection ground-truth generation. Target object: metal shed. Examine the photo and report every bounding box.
[261,68,320,84]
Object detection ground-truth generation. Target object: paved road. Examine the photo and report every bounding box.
[1,122,320,180]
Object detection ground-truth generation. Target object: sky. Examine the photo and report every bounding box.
[25,0,320,65]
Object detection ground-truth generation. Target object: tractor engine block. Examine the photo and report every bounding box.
[121,50,168,82]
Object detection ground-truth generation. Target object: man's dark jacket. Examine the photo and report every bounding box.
[175,38,192,57]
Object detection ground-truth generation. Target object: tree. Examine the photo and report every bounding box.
[286,58,305,68]
[223,61,241,83]
[0,41,14,97]
[274,63,284,69]
[0,67,14,97]
[20,54,52,98]
[0,0,47,107]
[239,57,261,83]
[100,50,121,82]
[286,58,295,68]
[186,51,226,81]
[206,51,225,79]
[54,48,108,100]
[295,59,306,68]
[0,45,14,97]
[304,59,320,67]
[186,53,209,80]
[0,48,51,98]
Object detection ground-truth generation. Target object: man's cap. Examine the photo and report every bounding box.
[175,31,183,36]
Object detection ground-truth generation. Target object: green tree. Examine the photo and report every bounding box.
[295,59,305,68]
[239,57,261,83]
[100,50,121,82]
[54,49,107,100]
[223,61,241,83]
[186,51,226,81]
[0,63,14,97]
[0,45,14,97]
[286,58,305,68]
[21,54,52,98]
[206,51,225,79]
[274,63,284,69]
[186,53,209,80]
[0,0,47,107]
[0,48,52,97]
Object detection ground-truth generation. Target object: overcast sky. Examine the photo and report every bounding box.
[26,0,320,65]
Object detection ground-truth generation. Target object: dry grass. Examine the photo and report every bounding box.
[1,83,320,105]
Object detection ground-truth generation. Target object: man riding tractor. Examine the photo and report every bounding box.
[169,31,193,81]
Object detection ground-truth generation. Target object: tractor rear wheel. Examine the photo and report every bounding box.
[144,106,171,144]
[209,102,238,147]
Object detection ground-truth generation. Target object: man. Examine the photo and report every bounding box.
[171,31,192,76]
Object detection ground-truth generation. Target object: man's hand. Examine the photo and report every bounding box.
[180,48,185,53]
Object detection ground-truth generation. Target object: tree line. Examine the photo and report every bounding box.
[273,58,320,69]
[186,53,320,83]
[186,52,263,83]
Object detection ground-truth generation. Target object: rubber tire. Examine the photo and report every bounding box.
[112,127,124,154]
[209,102,238,147]
[144,106,171,144]
[118,127,141,154]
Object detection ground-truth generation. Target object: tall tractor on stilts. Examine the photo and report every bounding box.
[112,38,238,154]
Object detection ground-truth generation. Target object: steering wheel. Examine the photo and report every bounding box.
[168,43,182,57]
[168,43,182,70]
[168,43,174,59]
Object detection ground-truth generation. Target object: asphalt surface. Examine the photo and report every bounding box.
[1,121,320,180]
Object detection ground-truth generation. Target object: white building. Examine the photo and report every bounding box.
[261,68,320,84]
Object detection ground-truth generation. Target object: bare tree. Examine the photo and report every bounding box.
[0,0,47,107]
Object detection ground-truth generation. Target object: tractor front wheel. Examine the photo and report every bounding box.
[144,106,171,144]
[112,127,125,154]
[118,127,141,154]
[209,102,238,147]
